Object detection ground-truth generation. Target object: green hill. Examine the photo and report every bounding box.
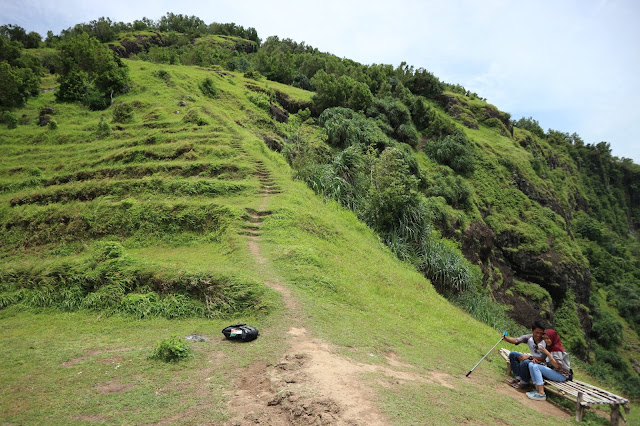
[0,16,638,424]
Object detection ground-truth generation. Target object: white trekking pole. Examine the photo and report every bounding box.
[466,332,507,377]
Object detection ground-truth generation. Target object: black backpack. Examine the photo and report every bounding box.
[221,324,259,342]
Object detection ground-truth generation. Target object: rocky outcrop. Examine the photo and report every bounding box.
[434,94,479,129]
[462,219,592,334]
[512,169,570,226]
[246,83,313,116]
[269,104,289,123]
[108,32,167,58]
[481,104,513,136]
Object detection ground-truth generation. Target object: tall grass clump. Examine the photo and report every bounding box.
[1,201,234,250]
[150,336,193,362]
[199,77,218,98]
[0,242,268,319]
[417,238,474,295]
[112,101,134,123]
[454,290,526,335]
[424,129,475,174]
[182,109,208,126]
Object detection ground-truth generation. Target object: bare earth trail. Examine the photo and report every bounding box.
[225,155,571,425]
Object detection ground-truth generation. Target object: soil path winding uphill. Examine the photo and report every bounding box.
[228,160,392,425]
[226,152,571,425]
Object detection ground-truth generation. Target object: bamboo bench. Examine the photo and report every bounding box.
[498,348,630,424]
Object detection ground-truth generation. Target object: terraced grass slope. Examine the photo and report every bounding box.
[0,62,309,316]
[0,61,636,424]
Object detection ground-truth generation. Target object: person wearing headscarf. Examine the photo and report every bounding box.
[526,329,572,401]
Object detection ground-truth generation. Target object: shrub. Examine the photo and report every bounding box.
[609,282,640,333]
[152,69,171,82]
[554,289,587,357]
[426,113,457,139]
[454,289,525,334]
[396,123,419,146]
[55,68,89,103]
[83,87,110,110]
[150,336,193,362]
[365,147,421,234]
[425,174,472,209]
[96,116,111,137]
[573,212,604,242]
[182,109,208,126]
[112,102,134,123]
[243,70,262,80]
[591,309,623,349]
[95,240,125,261]
[1,111,18,129]
[417,238,473,295]
[47,119,58,130]
[80,284,125,311]
[318,107,388,149]
[367,96,412,130]
[247,92,270,112]
[119,292,160,318]
[404,67,444,98]
[311,70,373,112]
[296,107,311,122]
[424,130,475,174]
[411,96,435,131]
[292,73,313,90]
[366,97,419,146]
[513,116,545,138]
[199,77,218,98]
[226,56,251,72]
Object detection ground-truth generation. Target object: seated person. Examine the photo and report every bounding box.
[526,329,571,401]
[502,321,546,388]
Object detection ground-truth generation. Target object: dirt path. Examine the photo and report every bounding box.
[229,165,394,424]
[226,159,572,425]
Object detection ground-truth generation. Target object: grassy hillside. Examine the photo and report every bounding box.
[0,61,547,423]
[1,18,639,423]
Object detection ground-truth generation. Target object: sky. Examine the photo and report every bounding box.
[2,0,639,163]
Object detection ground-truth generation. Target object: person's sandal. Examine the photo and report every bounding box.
[512,381,527,389]
[506,378,519,386]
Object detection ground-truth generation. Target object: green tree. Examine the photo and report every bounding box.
[0,34,21,63]
[311,70,373,112]
[396,62,444,98]
[513,116,545,138]
[0,60,39,108]
[55,33,129,108]
[318,107,388,149]
[0,24,42,48]
[424,130,475,174]
[365,147,421,233]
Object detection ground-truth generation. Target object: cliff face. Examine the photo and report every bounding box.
[437,96,640,350]
[462,219,592,334]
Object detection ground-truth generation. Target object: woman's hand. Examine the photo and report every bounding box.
[537,345,550,356]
